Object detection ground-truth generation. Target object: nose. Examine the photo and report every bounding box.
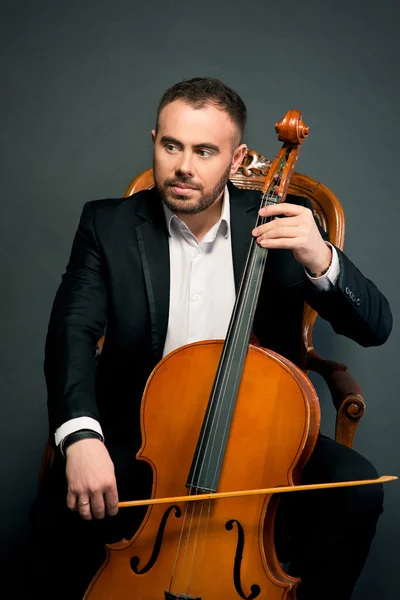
[176,152,194,178]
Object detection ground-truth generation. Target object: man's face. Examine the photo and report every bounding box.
[152,100,246,214]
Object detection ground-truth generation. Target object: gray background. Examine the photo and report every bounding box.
[1,0,399,596]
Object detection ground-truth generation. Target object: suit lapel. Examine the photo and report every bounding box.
[134,190,170,363]
[228,181,260,292]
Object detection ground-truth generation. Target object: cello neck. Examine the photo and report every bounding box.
[186,202,271,494]
[186,112,309,495]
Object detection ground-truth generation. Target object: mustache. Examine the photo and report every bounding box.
[164,178,202,190]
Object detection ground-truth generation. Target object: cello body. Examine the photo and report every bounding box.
[84,340,320,599]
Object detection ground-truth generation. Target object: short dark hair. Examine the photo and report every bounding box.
[156,77,247,145]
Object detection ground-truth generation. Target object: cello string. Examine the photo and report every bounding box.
[187,154,286,494]
[167,268,248,590]
[184,498,211,598]
[173,165,284,593]
[180,183,275,592]
[189,171,281,499]
[170,249,262,593]
[169,494,212,596]
[173,491,198,595]
[168,494,193,591]
[191,498,214,594]
[166,200,265,590]
[185,172,278,491]
[181,182,282,593]
[181,148,296,594]
[209,185,280,492]
[204,177,282,491]
[169,218,263,592]
[165,184,269,589]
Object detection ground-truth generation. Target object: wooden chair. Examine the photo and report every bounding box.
[38,149,365,489]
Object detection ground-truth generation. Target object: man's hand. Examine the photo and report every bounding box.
[252,203,332,274]
[65,438,119,521]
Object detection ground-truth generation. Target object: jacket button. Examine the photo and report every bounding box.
[345,287,350,294]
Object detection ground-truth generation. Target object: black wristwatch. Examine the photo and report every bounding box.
[60,429,104,457]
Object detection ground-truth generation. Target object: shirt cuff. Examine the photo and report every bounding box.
[54,417,104,446]
[305,243,340,291]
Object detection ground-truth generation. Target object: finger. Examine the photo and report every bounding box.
[255,226,300,241]
[252,217,301,237]
[259,203,309,217]
[76,497,93,521]
[89,491,107,520]
[104,486,119,517]
[257,237,305,249]
[66,490,79,511]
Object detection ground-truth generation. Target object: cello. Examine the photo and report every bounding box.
[83,111,396,600]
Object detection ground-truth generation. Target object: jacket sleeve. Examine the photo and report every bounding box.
[303,198,393,347]
[44,201,107,440]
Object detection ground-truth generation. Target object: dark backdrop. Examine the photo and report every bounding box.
[1,0,399,596]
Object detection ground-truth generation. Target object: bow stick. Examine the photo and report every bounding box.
[118,475,397,508]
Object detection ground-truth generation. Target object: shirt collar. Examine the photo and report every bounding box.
[162,185,230,239]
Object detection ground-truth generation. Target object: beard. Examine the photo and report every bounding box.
[154,161,232,215]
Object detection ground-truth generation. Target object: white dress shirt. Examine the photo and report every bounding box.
[162,188,235,357]
[54,187,340,448]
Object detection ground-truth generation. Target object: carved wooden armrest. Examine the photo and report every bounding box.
[305,348,366,448]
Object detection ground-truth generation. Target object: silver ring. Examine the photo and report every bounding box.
[78,500,90,507]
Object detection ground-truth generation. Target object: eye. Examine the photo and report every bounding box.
[165,144,179,153]
[197,149,213,158]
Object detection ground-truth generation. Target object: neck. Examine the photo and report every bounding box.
[176,193,224,242]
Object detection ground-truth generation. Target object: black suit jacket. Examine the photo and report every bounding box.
[44,182,392,446]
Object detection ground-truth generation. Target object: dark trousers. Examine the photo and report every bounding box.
[24,434,383,599]
[274,435,383,599]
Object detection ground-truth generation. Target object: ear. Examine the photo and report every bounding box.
[230,144,247,175]
[151,129,156,145]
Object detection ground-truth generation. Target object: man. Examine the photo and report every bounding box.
[30,77,392,599]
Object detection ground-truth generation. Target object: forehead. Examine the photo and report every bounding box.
[157,100,237,146]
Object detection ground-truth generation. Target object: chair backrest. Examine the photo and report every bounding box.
[122,149,345,368]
